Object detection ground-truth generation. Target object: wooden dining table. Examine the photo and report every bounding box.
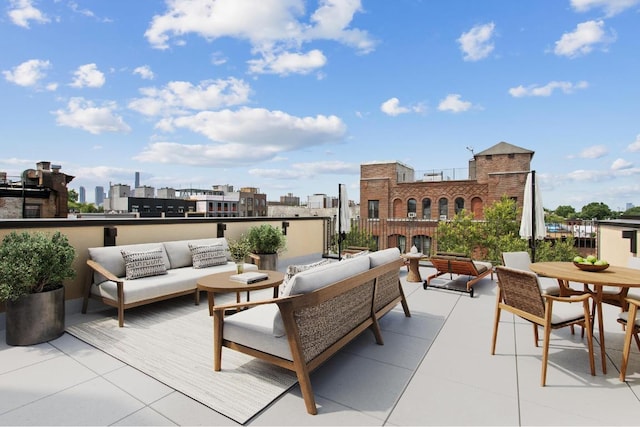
[530,261,640,374]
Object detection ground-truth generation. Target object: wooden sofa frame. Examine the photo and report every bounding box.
[212,258,410,415]
[83,259,200,327]
[424,254,493,297]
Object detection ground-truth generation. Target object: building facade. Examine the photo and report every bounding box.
[359,141,533,253]
[0,161,74,219]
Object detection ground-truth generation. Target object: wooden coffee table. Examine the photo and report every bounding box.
[197,270,284,316]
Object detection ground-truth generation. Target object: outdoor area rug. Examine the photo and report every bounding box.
[66,299,297,424]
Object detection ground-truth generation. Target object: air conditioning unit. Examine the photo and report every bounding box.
[407,212,417,218]
[439,215,447,221]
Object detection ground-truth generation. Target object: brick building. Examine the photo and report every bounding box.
[0,161,74,219]
[359,141,533,253]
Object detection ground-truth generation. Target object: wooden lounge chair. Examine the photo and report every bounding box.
[424,253,493,297]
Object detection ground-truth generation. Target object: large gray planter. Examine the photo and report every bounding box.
[257,253,278,271]
[6,285,65,346]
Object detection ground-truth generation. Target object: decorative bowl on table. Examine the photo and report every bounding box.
[573,261,609,272]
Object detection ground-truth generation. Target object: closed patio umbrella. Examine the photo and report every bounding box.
[519,170,546,262]
[337,183,351,259]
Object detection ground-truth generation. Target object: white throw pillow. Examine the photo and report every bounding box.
[188,243,227,268]
[121,247,168,280]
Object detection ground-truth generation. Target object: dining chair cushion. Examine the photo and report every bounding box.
[549,302,587,325]
[618,311,640,327]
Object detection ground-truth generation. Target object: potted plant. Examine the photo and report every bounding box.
[247,224,286,271]
[227,235,252,273]
[0,231,76,346]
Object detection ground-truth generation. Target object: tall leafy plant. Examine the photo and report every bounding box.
[0,231,76,302]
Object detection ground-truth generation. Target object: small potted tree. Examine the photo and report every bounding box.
[247,224,286,271]
[0,231,76,345]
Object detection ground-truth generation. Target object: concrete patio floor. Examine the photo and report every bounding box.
[2,259,640,426]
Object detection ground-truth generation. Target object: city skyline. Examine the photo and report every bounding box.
[1,0,639,211]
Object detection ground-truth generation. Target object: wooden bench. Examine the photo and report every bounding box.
[211,249,410,414]
[424,253,493,297]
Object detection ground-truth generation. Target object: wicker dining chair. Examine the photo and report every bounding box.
[618,297,640,381]
[501,251,561,296]
[492,266,595,386]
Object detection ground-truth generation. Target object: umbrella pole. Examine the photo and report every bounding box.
[531,170,536,263]
[338,184,343,260]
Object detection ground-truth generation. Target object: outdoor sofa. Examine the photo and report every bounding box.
[83,237,258,327]
[211,247,410,415]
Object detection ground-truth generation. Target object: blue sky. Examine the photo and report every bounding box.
[1,0,639,211]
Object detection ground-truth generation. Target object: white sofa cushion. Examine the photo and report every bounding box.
[279,259,333,297]
[91,261,259,304]
[369,247,401,268]
[188,243,226,268]
[163,238,231,269]
[89,243,171,284]
[223,304,292,361]
[121,247,168,280]
[273,256,370,336]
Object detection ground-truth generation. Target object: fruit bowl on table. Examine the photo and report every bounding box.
[573,261,609,272]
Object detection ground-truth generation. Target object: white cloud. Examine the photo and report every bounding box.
[304,0,376,53]
[135,107,346,166]
[437,94,473,113]
[627,134,640,152]
[579,145,608,159]
[8,0,49,28]
[380,98,423,116]
[248,49,327,75]
[380,98,409,116]
[128,78,251,117]
[554,20,614,58]
[570,0,640,17]
[144,0,375,75]
[211,52,227,66]
[2,59,51,87]
[508,80,589,97]
[457,22,495,62]
[249,161,359,179]
[612,158,633,170]
[133,65,155,80]
[53,97,131,134]
[70,63,106,88]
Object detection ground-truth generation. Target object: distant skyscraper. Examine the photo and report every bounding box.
[95,186,105,206]
[135,171,140,188]
[78,186,86,204]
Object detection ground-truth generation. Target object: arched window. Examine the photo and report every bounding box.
[439,198,448,219]
[422,198,431,219]
[455,197,465,214]
[407,198,417,216]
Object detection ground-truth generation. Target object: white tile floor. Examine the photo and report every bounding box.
[2,261,640,426]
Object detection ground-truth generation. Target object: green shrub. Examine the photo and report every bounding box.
[247,224,287,254]
[0,231,76,302]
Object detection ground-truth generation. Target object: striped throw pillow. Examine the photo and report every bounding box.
[189,243,227,268]
[121,247,168,280]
